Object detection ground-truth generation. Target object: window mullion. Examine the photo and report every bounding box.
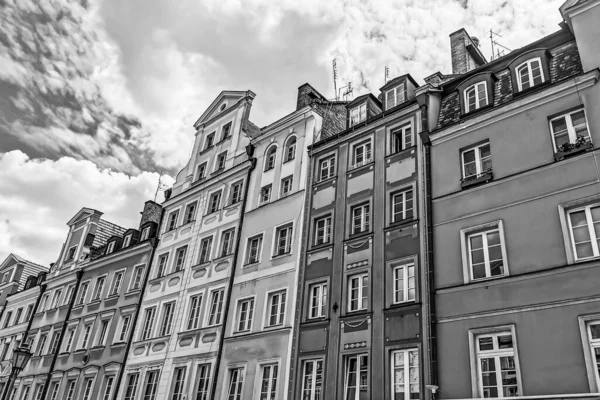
[567,114,577,143]
[483,233,491,277]
[403,266,409,302]
[475,147,482,174]
[405,352,410,394]
[586,207,600,256]
[495,356,503,395]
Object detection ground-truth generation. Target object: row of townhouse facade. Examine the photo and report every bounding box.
[1,0,600,399]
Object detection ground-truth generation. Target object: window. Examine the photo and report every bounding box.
[184,202,197,224]
[343,354,368,400]
[207,289,225,326]
[13,308,22,325]
[314,216,332,246]
[265,147,277,171]
[260,364,278,400]
[467,225,506,280]
[174,246,188,271]
[157,254,169,278]
[318,155,336,181]
[196,162,207,181]
[20,386,30,400]
[50,289,62,309]
[260,185,272,204]
[216,151,227,171]
[66,246,77,261]
[36,333,47,356]
[64,285,75,305]
[195,364,211,400]
[167,211,179,231]
[285,137,297,162]
[585,321,600,389]
[280,176,293,197]
[275,225,293,256]
[391,123,412,154]
[209,191,222,213]
[124,373,140,400]
[246,235,263,265]
[236,298,254,332]
[65,380,76,400]
[386,84,405,110]
[143,370,160,400]
[391,349,419,400]
[227,368,244,400]
[64,327,75,352]
[49,331,61,353]
[349,104,367,127]
[474,332,520,397]
[393,262,416,303]
[25,304,34,321]
[78,282,89,304]
[516,58,544,91]
[131,265,145,290]
[80,325,92,348]
[40,293,49,311]
[348,273,368,312]
[308,282,327,319]
[111,271,124,295]
[93,276,106,300]
[106,241,115,254]
[187,294,203,330]
[567,204,600,260]
[230,181,243,204]
[351,203,370,234]
[550,108,591,152]
[171,367,186,400]
[102,376,114,400]
[96,319,109,346]
[160,302,176,336]
[2,311,11,328]
[462,142,492,180]
[301,360,323,400]
[140,226,151,241]
[141,307,156,340]
[267,290,286,327]
[220,229,235,257]
[34,384,44,400]
[118,315,132,342]
[205,132,215,149]
[123,234,131,247]
[351,140,372,168]
[199,237,213,264]
[391,189,414,223]
[48,382,59,400]
[222,122,232,140]
[464,82,488,113]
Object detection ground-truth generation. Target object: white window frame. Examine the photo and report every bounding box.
[301,359,324,400]
[264,289,287,328]
[79,324,92,349]
[206,287,226,327]
[106,241,115,254]
[140,306,157,340]
[515,57,544,91]
[273,224,293,257]
[186,292,204,331]
[142,369,160,400]
[386,83,405,110]
[123,234,131,248]
[549,108,591,152]
[314,215,332,246]
[343,353,369,400]
[347,273,368,312]
[166,210,179,232]
[198,236,214,264]
[116,314,132,343]
[349,103,367,127]
[234,296,255,333]
[129,265,145,291]
[93,275,107,301]
[50,289,62,309]
[245,234,263,265]
[280,175,293,198]
[208,190,222,214]
[196,162,208,181]
[110,269,125,296]
[95,318,111,346]
[174,246,188,272]
[229,181,244,205]
[350,139,372,169]
[220,228,235,257]
[392,261,416,304]
[169,366,187,400]
[351,202,370,235]
[284,136,297,162]
[265,146,277,171]
[123,373,140,400]
[461,221,509,282]
[461,142,492,180]
[140,226,151,241]
[64,325,76,352]
[390,348,419,400]
[391,188,414,223]
[225,366,246,400]
[566,203,600,261]
[66,245,77,262]
[215,151,227,171]
[159,301,176,336]
[101,376,115,400]
[77,281,90,304]
[256,362,279,400]
[464,81,488,113]
[184,201,197,224]
[259,185,272,205]
[308,282,328,319]
[194,362,212,400]
[204,131,215,149]
[390,123,413,154]
[156,253,169,278]
[578,314,600,392]
[317,153,336,181]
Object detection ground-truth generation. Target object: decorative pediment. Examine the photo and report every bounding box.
[66,207,103,227]
[193,90,256,129]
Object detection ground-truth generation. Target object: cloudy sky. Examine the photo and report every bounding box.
[0,0,565,265]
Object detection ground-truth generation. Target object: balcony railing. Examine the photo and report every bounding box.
[461,168,493,189]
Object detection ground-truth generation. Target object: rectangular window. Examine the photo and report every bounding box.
[196,163,207,181]
[236,298,254,332]
[195,364,212,400]
[123,235,131,247]
[285,138,296,162]
[111,271,124,296]
[82,378,94,400]
[80,325,92,348]
[351,140,372,168]
[66,246,77,261]
[349,104,367,127]
[465,82,488,113]
[102,376,114,400]
[567,204,600,261]
[227,368,244,400]
[167,211,179,231]
[391,349,419,400]
[308,282,327,319]
[246,235,263,265]
[93,276,106,300]
[260,185,272,204]
[516,58,543,91]
[49,331,61,353]
[140,226,151,241]
[118,315,132,342]
[199,237,213,264]
[96,319,109,346]
[33,384,43,400]
[302,360,323,400]
[48,383,59,400]
[351,203,370,234]
[65,380,76,400]
[462,142,492,180]
[216,151,227,171]
[318,155,336,181]
[550,108,591,152]
[25,304,34,321]
[205,132,215,149]
[20,386,30,400]
[124,373,139,400]
[314,216,332,246]
[391,189,414,223]
[157,254,169,278]
[222,122,232,140]
[143,370,160,400]
[106,241,115,254]
[160,302,176,336]
[475,332,520,397]
[13,308,22,326]
[393,262,416,303]
[170,367,186,400]
[64,285,75,305]
[209,191,222,213]
[50,289,62,309]
[265,148,277,171]
[220,229,235,257]
[187,294,203,330]
[39,294,49,311]
[343,354,368,400]
[2,312,12,328]
[64,328,75,352]
[267,291,286,327]
[230,181,243,204]
[348,273,368,312]
[141,307,156,340]
[208,289,225,326]
[184,202,197,224]
[131,266,145,290]
[174,246,187,271]
[260,364,278,400]
[386,84,405,110]
[78,282,89,304]
[275,225,293,256]
[280,176,293,197]
[36,334,47,356]
[391,123,412,154]
[585,321,600,389]
[467,226,506,280]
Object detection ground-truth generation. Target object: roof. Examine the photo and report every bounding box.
[346,93,381,109]
[92,219,127,249]
[380,74,420,92]
[67,207,103,226]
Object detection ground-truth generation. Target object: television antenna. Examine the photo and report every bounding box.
[339,82,353,101]
[489,27,512,60]
[385,66,389,84]
[332,59,339,101]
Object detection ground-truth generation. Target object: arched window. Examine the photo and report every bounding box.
[516,58,544,91]
[265,146,277,171]
[464,82,488,113]
[284,136,297,162]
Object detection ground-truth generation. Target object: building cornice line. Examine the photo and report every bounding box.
[253,106,315,140]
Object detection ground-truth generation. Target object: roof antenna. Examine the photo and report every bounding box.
[154,172,169,202]
[332,59,339,101]
[489,27,512,60]
[339,82,353,101]
[385,66,389,84]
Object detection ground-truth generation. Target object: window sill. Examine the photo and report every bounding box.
[388,300,417,310]
[316,175,336,185]
[553,141,593,161]
[90,345,105,351]
[469,274,507,284]
[282,157,295,164]
[73,349,86,354]
[271,252,292,260]
[111,341,126,348]
[125,289,141,298]
[88,299,101,305]
[192,177,207,186]
[211,168,225,177]
[461,170,493,189]
[163,228,178,235]
[347,231,372,241]
[243,262,260,268]
[512,80,551,98]
[310,242,333,252]
[72,304,84,310]
[388,217,418,230]
[348,160,374,172]
[264,167,275,173]
[211,253,233,263]
[224,201,242,209]
[460,103,493,119]
[387,145,416,158]
[192,261,212,270]
[199,145,214,155]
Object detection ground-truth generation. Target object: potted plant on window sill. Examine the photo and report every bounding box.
[554,135,593,161]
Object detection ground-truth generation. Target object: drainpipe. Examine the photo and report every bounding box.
[111,213,164,400]
[417,95,439,399]
[38,269,84,400]
[209,146,256,400]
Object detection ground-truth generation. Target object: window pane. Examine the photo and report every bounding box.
[497,335,513,349]
[590,324,600,340]
[551,117,568,134]
[478,337,494,351]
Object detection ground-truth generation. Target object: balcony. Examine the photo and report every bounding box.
[461,168,493,189]
[553,137,593,161]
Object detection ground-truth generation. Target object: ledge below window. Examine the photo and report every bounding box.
[461,170,493,189]
[553,141,593,161]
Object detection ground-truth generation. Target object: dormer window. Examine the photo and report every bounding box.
[106,241,115,254]
[385,84,405,110]
[516,58,544,91]
[464,82,488,113]
[349,104,366,127]
[123,235,131,248]
[140,226,150,241]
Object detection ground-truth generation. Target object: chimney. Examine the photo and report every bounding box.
[139,200,163,229]
[296,83,327,110]
[450,29,487,75]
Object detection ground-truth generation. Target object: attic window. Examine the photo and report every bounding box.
[123,235,131,248]
[106,241,115,254]
[507,49,551,95]
[464,82,488,113]
[516,58,544,91]
[386,83,405,110]
[140,226,151,241]
[219,103,227,111]
[349,104,367,127]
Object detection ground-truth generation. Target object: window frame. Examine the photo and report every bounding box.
[204,131,215,150]
[184,201,198,224]
[123,234,131,248]
[549,107,592,153]
[464,81,489,113]
[257,362,280,400]
[515,57,545,91]
[198,236,214,264]
[280,175,293,198]
[244,234,264,266]
[215,151,227,172]
[206,287,226,327]
[173,246,188,272]
[349,103,367,127]
[166,210,179,232]
[391,259,417,305]
[390,186,415,224]
[225,366,246,400]
[264,145,278,172]
[578,314,600,392]
[284,136,297,163]
[140,226,151,241]
[140,306,157,340]
[229,180,244,205]
[350,139,373,169]
[93,275,107,301]
[116,314,132,343]
[460,220,509,283]
[234,296,255,334]
[264,289,287,328]
[385,83,405,110]
[307,281,328,320]
[221,121,233,140]
[313,214,333,246]
[110,269,125,296]
[342,353,369,400]
[159,301,176,337]
[169,366,187,400]
[350,202,371,235]
[347,273,369,313]
[259,184,272,205]
[220,228,235,257]
[186,292,204,331]
[129,264,145,291]
[389,348,419,400]
[208,190,222,214]
[461,141,492,180]
[156,253,169,278]
[194,362,213,400]
[566,203,600,261]
[300,358,324,400]
[196,162,208,181]
[106,241,115,254]
[390,122,413,154]
[317,153,336,182]
[273,223,293,257]
[77,280,90,305]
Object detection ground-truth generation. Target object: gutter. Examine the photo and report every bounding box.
[209,145,257,400]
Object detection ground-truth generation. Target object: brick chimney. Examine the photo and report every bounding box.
[296,83,327,110]
[450,28,487,75]
[139,200,162,229]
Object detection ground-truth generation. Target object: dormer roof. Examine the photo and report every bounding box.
[380,74,419,92]
[66,207,103,226]
[346,93,381,109]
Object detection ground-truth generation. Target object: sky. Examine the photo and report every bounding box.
[0,0,566,265]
